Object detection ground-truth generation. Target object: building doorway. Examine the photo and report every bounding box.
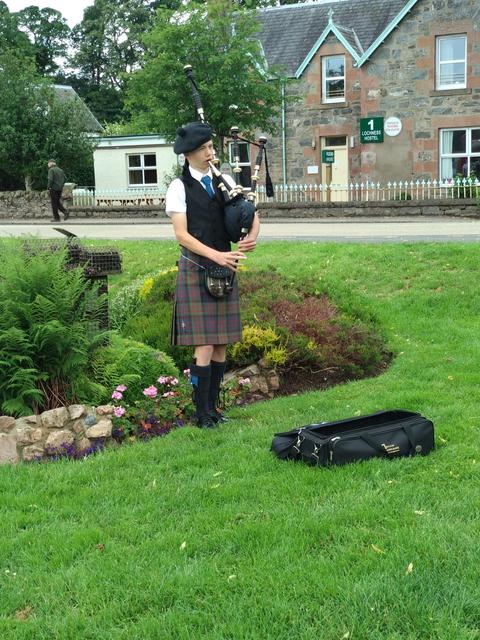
[321,136,348,201]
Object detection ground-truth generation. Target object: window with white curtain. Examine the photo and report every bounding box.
[440,128,480,180]
[436,35,467,89]
[322,55,345,103]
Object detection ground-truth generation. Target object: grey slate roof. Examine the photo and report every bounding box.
[53,85,103,133]
[257,0,415,77]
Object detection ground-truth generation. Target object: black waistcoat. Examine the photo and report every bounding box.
[180,171,231,252]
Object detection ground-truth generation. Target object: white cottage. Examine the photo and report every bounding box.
[91,134,177,205]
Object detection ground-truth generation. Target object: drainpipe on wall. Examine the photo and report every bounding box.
[281,81,287,187]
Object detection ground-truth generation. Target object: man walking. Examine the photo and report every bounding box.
[47,159,68,222]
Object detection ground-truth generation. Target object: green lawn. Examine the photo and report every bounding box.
[1,241,479,639]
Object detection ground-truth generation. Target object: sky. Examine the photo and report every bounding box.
[3,0,93,27]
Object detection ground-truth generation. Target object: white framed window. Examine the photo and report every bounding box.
[127,153,158,186]
[440,128,480,180]
[436,35,467,89]
[228,140,251,187]
[322,55,345,103]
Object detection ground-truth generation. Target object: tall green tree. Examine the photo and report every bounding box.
[0,51,95,190]
[125,0,286,150]
[14,6,70,76]
[69,0,157,122]
[0,0,34,55]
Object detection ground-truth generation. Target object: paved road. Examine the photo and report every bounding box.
[1,216,480,242]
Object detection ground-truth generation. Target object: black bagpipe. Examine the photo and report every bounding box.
[183,64,272,243]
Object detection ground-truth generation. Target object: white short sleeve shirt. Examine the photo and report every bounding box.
[165,166,236,217]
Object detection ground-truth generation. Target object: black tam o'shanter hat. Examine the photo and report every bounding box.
[174,122,213,154]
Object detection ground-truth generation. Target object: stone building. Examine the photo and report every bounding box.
[256,0,480,187]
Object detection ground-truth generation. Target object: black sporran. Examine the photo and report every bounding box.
[204,265,235,298]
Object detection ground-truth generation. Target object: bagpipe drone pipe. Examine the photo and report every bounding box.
[183,64,273,243]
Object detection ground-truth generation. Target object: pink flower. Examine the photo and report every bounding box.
[158,376,168,385]
[162,391,175,398]
[183,369,190,377]
[143,385,158,398]
[111,390,123,400]
[116,384,127,392]
[169,377,178,386]
[238,377,251,386]
[113,406,126,417]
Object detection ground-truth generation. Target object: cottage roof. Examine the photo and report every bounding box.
[53,85,103,133]
[257,0,419,77]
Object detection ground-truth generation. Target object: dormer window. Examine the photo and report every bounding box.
[436,35,467,89]
[322,55,345,103]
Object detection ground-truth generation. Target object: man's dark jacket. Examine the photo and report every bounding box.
[48,166,66,191]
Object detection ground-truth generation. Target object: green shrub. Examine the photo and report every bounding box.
[121,268,192,370]
[115,264,390,394]
[90,334,179,404]
[229,325,286,368]
[0,243,107,416]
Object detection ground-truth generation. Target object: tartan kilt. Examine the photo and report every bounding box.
[171,249,242,346]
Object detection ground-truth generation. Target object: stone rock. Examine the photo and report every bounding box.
[0,416,15,433]
[86,419,112,439]
[78,437,92,452]
[41,408,69,429]
[22,445,45,462]
[249,376,270,396]
[237,364,260,378]
[24,415,38,425]
[0,433,19,464]
[68,404,86,420]
[71,419,86,435]
[14,426,35,445]
[45,430,75,450]
[31,429,44,442]
[266,373,280,391]
[96,405,114,416]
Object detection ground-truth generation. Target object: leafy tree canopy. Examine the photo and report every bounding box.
[14,5,70,76]
[0,0,34,55]
[0,51,95,190]
[125,0,286,149]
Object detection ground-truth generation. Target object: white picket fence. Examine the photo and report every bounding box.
[73,178,480,207]
[256,178,480,203]
[72,187,166,207]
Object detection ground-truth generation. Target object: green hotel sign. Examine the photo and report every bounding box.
[321,149,335,163]
[360,117,384,143]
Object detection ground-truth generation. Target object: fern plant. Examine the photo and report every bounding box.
[0,242,108,416]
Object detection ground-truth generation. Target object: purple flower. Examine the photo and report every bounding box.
[143,385,158,398]
[111,390,123,400]
[116,384,127,392]
[113,406,126,417]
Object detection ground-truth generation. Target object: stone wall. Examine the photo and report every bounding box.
[0,405,116,464]
[0,190,478,220]
[0,363,280,465]
[257,199,480,218]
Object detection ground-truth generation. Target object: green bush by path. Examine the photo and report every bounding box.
[89,334,179,405]
[0,243,107,416]
[1,242,480,639]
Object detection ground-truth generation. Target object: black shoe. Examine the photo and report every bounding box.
[197,415,217,429]
[209,409,229,424]
[63,211,69,221]
[50,218,61,223]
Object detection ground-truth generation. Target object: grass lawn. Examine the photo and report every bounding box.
[1,240,479,639]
